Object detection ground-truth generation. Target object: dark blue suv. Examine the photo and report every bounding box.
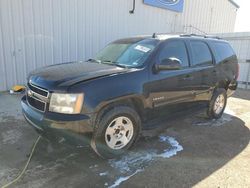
[22,34,238,158]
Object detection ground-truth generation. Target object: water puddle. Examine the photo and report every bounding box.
[90,135,183,187]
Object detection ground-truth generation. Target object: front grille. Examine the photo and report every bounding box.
[27,83,48,112]
[27,95,46,112]
[27,83,48,97]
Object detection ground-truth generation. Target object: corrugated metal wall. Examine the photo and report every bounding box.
[218,32,250,89]
[0,0,237,91]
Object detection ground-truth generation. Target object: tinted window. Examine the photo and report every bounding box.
[190,41,213,66]
[212,42,235,63]
[158,41,189,67]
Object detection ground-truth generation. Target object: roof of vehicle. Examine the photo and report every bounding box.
[113,33,228,44]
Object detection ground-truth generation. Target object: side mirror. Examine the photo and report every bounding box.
[155,58,182,72]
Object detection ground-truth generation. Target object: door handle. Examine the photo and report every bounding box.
[183,74,193,81]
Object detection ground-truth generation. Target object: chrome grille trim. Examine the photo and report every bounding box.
[27,83,49,112]
[28,82,49,98]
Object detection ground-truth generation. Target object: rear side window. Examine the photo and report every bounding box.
[211,42,235,63]
[190,41,213,66]
[158,40,189,67]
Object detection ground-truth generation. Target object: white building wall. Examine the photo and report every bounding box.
[0,0,238,91]
[218,32,250,89]
[182,0,237,34]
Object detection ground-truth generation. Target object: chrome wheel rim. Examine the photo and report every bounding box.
[213,94,225,115]
[105,116,134,150]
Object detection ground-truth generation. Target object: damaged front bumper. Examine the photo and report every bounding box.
[21,96,94,145]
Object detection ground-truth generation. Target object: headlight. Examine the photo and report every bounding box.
[49,93,84,114]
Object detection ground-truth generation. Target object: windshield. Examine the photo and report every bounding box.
[94,39,158,68]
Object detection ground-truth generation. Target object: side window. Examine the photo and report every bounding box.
[158,41,189,67]
[212,42,235,63]
[190,41,213,66]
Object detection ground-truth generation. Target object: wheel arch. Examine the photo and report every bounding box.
[93,95,146,127]
[216,80,230,90]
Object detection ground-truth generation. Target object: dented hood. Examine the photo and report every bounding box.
[28,61,127,90]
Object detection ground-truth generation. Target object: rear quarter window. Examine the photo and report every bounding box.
[210,42,236,63]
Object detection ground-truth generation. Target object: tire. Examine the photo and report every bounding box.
[91,106,141,159]
[207,88,227,119]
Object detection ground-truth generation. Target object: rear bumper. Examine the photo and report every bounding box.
[21,96,94,145]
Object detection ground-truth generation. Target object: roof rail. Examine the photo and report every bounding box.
[152,33,222,40]
[180,33,222,40]
[152,32,185,39]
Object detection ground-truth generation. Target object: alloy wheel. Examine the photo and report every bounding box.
[105,116,134,150]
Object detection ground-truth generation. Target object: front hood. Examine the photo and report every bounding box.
[28,61,127,90]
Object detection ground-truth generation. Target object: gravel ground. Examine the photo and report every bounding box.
[0,89,249,188]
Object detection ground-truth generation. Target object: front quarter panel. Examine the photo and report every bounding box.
[68,68,149,114]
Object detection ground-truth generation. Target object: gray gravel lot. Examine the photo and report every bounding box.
[0,90,249,188]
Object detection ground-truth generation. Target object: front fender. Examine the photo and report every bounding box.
[69,68,149,114]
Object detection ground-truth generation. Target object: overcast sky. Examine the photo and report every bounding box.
[234,0,250,32]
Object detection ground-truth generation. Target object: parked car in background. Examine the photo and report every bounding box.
[21,34,238,158]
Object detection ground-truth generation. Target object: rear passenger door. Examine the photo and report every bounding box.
[188,40,217,100]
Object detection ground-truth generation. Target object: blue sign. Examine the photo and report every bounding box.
[144,0,184,12]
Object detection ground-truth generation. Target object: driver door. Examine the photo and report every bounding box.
[147,39,196,108]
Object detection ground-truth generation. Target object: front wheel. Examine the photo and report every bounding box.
[91,106,141,158]
[207,88,227,119]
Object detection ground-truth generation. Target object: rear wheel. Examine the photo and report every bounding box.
[91,106,141,158]
[207,88,227,119]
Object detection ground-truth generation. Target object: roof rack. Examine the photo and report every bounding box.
[152,32,185,40]
[152,32,185,38]
[151,33,222,40]
[180,34,222,40]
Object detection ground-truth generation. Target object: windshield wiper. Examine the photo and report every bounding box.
[88,59,101,63]
[101,60,128,68]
